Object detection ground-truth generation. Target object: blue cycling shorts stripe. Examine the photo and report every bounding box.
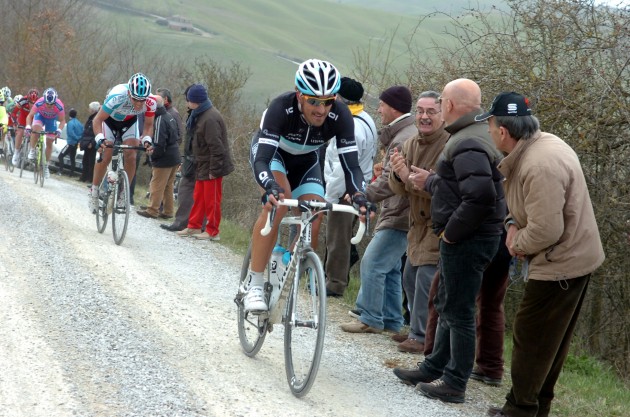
[292,182,324,199]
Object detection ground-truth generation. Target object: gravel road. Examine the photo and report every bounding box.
[0,168,501,417]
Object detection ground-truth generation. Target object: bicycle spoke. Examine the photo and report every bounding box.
[111,170,130,245]
[236,244,268,357]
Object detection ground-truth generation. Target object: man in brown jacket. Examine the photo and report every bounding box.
[388,91,449,353]
[480,92,605,417]
[177,84,234,241]
[340,85,417,334]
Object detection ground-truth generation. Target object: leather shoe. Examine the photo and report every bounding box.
[137,209,157,219]
[391,333,409,343]
[471,367,502,386]
[487,406,506,416]
[416,378,465,403]
[340,320,382,334]
[392,363,437,386]
[397,338,424,354]
[160,224,184,232]
[158,213,173,219]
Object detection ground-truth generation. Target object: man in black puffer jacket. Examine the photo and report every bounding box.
[137,95,181,219]
[393,78,506,404]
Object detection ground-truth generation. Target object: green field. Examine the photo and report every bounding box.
[93,0,481,108]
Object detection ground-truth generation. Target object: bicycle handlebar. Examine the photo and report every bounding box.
[97,143,146,163]
[261,198,366,244]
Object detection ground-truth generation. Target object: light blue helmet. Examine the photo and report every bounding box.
[128,73,151,100]
[295,59,341,96]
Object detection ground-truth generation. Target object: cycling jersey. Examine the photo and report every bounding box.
[251,91,366,197]
[32,97,65,120]
[102,84,157,121]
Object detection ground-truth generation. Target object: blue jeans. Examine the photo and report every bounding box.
[421,235,500,391]
[355,228,407,332]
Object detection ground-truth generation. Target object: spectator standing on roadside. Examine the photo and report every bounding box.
[324,77,377,297]
[176,84,234,241]
[79,102,100,183]
[480,92,605,417]
[340,85,416,334]
[58,108,84,176]
[393,78,505,404]
[388,91,449,353]
[137,95,181,219]
[156,87,184,145]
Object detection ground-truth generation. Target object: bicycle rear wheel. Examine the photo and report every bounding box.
[19,143,26,178]
[112,170,130,245]
[33,149,39,184]
[237,243,269,357]
[96,177,109,233]
[6,139,14,173]
[284,250,326,397]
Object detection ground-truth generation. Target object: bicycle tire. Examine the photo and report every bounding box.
[33,147,39,184]
[39,147,45,187]
[6,138,14,172]
[19,141,26,178]
[96,177,109,233]
[284,250,326,398]
[111,170,130,245]
[237,243,269,357]
[2,139,9,172]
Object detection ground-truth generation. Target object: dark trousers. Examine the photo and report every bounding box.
[325,209,355,295]
[502,275,590,417]
[58,144,78,175]
[80,147,97,182]
[421,235,500,391]
[424,233,510,380]
[171,174,195,229]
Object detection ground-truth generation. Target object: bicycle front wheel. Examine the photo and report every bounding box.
[39,150,45,187]
[3,140,11,172]
[112,170,130,245]
[284,250,326,398]
[237,243,269,357]
[96,177,109,233]
[33,151,39,184]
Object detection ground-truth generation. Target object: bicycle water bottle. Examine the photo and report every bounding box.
[269,245,288,308]
[107,170,118,184]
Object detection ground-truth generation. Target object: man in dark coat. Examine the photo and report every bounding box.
[176,84,234,240]
[137,95,181,219]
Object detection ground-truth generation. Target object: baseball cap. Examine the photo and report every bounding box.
[475,92,532,122]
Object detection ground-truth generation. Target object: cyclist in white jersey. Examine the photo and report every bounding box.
[89,73,156,213]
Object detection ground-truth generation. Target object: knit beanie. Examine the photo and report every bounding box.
[186,84,208,103]
[379,85,412,114]
[338,77,364,102]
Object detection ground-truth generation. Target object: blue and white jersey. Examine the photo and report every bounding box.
[101,84,157,121]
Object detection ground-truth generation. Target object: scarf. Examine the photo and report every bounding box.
[186,99,213,133]
[347,102,364,116]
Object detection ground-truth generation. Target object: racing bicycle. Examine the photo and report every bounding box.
[95,130,145,245]
[32,129,52,187]
[235,199,367,397]
[1,126,15,172]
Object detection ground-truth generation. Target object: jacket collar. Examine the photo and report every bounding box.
[378,114,415,148]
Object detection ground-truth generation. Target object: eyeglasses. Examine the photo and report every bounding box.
[301,93,336,107]
[416,108,440,116]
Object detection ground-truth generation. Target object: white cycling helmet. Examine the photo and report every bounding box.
[295,59,341,96]
[1,87,11,99]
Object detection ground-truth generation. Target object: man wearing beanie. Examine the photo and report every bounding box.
[176,84,234,240]
[393,79,505,404]
[324,77,378,296]
[341,85,416,334]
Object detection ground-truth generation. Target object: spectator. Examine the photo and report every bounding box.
[161,87,196,232]
[480,92,605,417]
[156,87,184,145]
[340,85,416,334]
[388,91,449,353]
[177,84,234,240]
[324,77,377,297]
[78,102,100,183]
[392,78,506,404]
[137,95,181,219]
[58,108,84,176]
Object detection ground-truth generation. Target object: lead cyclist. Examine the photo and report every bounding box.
[89,73,155,213]
[244,59,373,313]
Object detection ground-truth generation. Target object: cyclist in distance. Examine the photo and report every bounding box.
[11,88,39,166]
[25,87,66,178]
[88,73,156,213]
[244,58,372,313]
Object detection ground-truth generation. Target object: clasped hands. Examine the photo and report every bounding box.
[390,148,432,191]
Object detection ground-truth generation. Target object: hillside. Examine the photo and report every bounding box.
[92,0,495,107]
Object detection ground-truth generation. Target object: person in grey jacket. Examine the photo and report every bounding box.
[137,95,181,219]
[176,84,234,241]
[393,79,506,404]
[340,85,416,334]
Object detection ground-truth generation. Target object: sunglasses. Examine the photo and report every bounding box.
[301,93,336,107]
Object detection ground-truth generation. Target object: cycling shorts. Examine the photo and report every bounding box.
[102,116,139,142]
[249,133,324,199]
[32,113,58,133]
